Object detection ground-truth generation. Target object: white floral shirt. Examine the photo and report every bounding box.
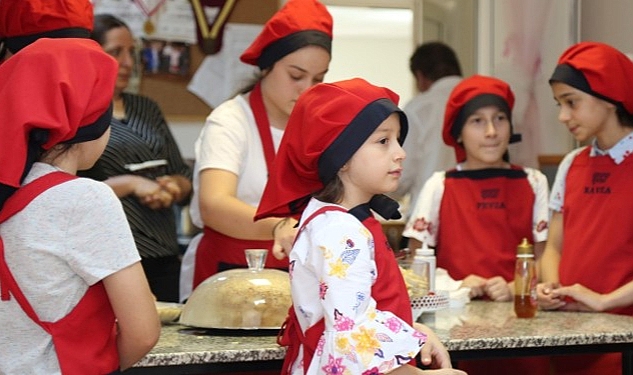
[289,198,426,375]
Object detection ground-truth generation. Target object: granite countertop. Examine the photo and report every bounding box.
[134,300,633,369]
[134,325,285,368]
[422,301,633,352]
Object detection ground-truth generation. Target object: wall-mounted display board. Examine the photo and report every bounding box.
[94,0,278,119]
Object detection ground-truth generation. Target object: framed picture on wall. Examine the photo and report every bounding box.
[141,38,192,78]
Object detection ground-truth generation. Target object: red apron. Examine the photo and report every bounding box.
[552,148,633,375]
[278,205,415,374]
[0,172,119,374]
[436,168,550,375]
[437,166,534,281]
[560,149,633,314]
[192,83,288,288]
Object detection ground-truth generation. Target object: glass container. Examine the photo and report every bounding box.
[179,249,291,329]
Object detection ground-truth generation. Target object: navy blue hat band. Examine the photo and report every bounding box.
[318,98,407,184]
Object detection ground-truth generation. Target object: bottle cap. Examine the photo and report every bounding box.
[417,248,434,257]
[416,244,435,257]
[516,238,534,255]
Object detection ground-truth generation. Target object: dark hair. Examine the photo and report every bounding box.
[313,175,344,204]
[616,107,633,128]
[409,41,462,81]
[91,14,130,45]
[238,74,264,95]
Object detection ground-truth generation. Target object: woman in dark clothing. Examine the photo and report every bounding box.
[81,14,193,302]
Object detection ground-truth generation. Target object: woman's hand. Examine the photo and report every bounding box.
[413,323,452,369]
[133,176,174,209]
[156,175,184,202]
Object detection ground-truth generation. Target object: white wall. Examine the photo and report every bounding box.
[169,0,633,161]
[581,0,633,54]
[324,6,415,105]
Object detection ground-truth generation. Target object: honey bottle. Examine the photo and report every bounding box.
[514,238,537,318]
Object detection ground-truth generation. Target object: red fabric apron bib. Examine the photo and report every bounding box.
[438,167,534,281]
[192,83,288,289]
[560,149,633,314]
[278,206,414,374]
[438,169,549,375]
[0,172,119,375]
[552,149,633,375]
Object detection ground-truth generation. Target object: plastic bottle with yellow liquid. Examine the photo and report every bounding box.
[514,238,538,318]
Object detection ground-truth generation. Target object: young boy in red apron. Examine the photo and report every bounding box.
[402,75,551,374]
[538,41,633,375]
[255,78,465,375]
[0,38,159,374]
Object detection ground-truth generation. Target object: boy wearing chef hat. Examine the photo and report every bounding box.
[402,75,550,374]
[255,78,462,375]
[539,41,633,375]
[0,0,93,61]
[0,38,159,373]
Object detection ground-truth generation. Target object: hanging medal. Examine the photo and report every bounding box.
[190,0,238,55]
[134,0,167,35]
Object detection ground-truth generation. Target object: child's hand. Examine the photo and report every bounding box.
[553,283,606,312]
[484,276,512,302]
[537,282,565,310]
[461,275,486,299]
[413,323,452,369]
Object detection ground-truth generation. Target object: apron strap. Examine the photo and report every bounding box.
[0,172,76,328]
[278,205,348,374]
[249,82,276,173]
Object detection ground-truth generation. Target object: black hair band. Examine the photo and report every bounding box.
[317,98,408,185]
[550,63,626,113]
[5,27,91,53]
[65,102,113,144]
[257,29,331,70]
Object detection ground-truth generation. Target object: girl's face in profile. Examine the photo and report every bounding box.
[551,81,617,144]
[460,105,511,170]
[338,113,405,207]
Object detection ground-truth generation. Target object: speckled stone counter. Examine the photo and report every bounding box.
[422,301,633,358]
[134,325,284,368]
[129,301,633,374]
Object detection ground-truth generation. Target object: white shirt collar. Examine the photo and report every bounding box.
[589,132,633,164]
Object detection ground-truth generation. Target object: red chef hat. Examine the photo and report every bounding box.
[240,0,332,69]
[0,0,93,54]
[549,41,633,115]
[0,38,117,203]
[442,75,519,163]
[255,78,407,220]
